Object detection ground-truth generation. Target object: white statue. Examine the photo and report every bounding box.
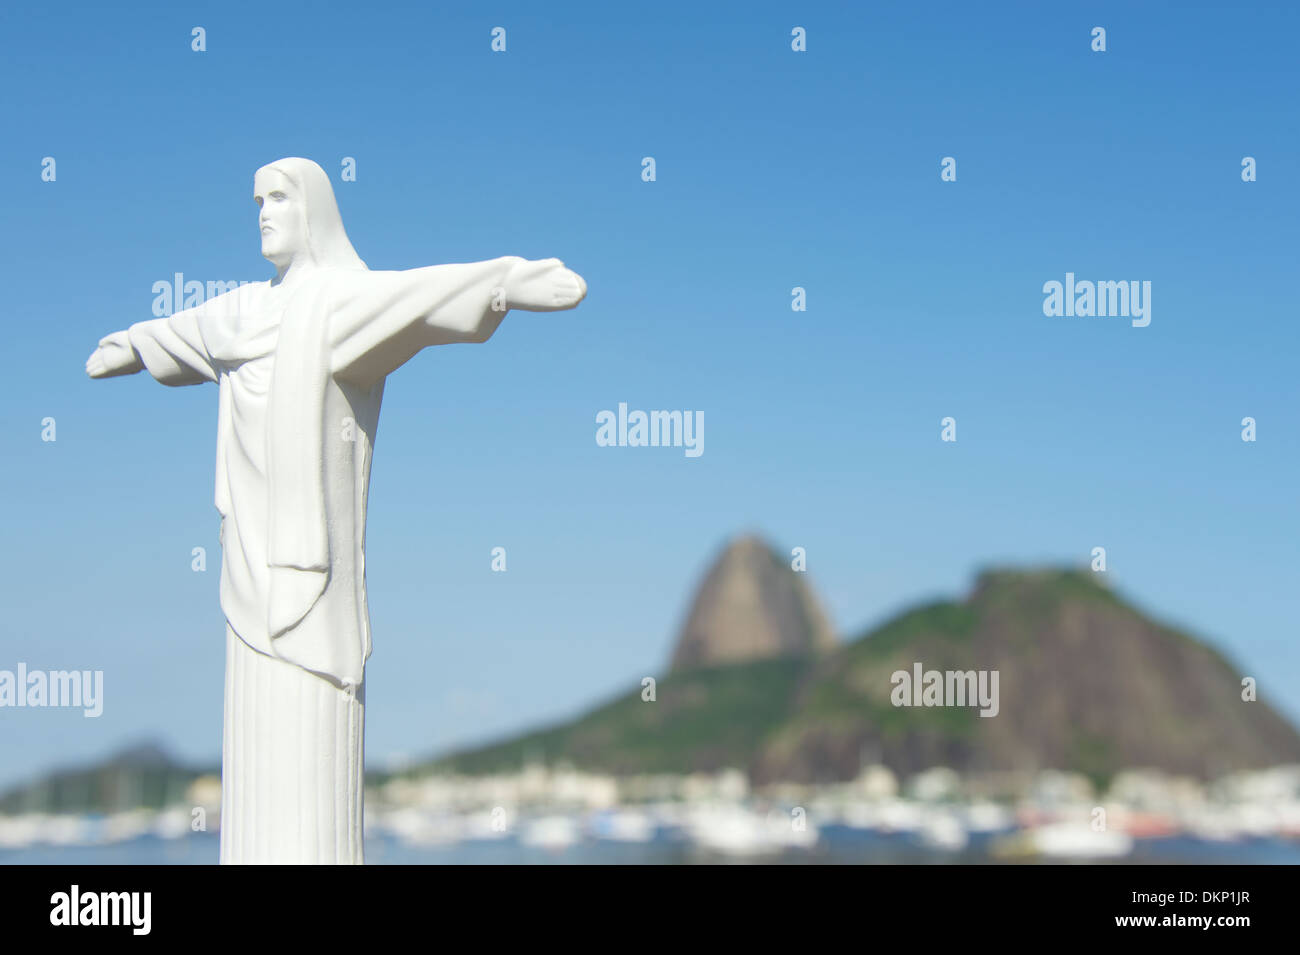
[85,157,587,864]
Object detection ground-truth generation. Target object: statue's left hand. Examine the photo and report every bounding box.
[504,258,588,312]
[86,330,144,378]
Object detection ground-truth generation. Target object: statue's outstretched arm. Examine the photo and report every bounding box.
[86,289,239,386]
[330,256,587,387]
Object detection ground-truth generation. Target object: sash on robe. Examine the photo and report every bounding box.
[265,274,335,651]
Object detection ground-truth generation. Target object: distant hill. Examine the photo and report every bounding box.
[0,741,214,815]
[422,656,812,779]
[670,534,835,670]
[750,569,1300,786]
[7,564,1298,809]
[424,568,1300,788]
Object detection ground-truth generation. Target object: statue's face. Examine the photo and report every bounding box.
[254,168,307,266]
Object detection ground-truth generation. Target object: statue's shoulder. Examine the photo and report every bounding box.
[315,265,378,296]
[224,279,270,319]
[221,279,271,307]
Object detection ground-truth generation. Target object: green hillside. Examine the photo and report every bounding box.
[420,568,1300,788]
[414,656,812,778]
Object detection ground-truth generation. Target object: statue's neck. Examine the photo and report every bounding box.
[271,259,321,291]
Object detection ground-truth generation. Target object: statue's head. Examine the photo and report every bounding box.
[254,158,366,273]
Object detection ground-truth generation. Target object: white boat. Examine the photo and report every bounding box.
[587,808,656,843]
[875,799,926,832]
[152,807,194,840]
[1028,822,1133,858]
[458,811,512,841]
[962,802,1015,833]
[42,814,96,846]
[102,809,155,844]
[918,811,969,851]
[0,814,47,849]
[519,814,581,851]
[688,806,771,856]
[376,807,463,846]
[686,805,818,855]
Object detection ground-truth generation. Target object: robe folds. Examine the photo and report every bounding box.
[128,257,518,688]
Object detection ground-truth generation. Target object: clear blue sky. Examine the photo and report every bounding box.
[1,0,1296,788]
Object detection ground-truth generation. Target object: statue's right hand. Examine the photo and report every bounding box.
[86,330,143,378]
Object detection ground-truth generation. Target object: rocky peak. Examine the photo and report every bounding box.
[670,534,835,670]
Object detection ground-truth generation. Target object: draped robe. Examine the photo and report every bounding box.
[126,257,518,863]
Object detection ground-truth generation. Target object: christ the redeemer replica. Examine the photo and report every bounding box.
[85,157,588,864]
